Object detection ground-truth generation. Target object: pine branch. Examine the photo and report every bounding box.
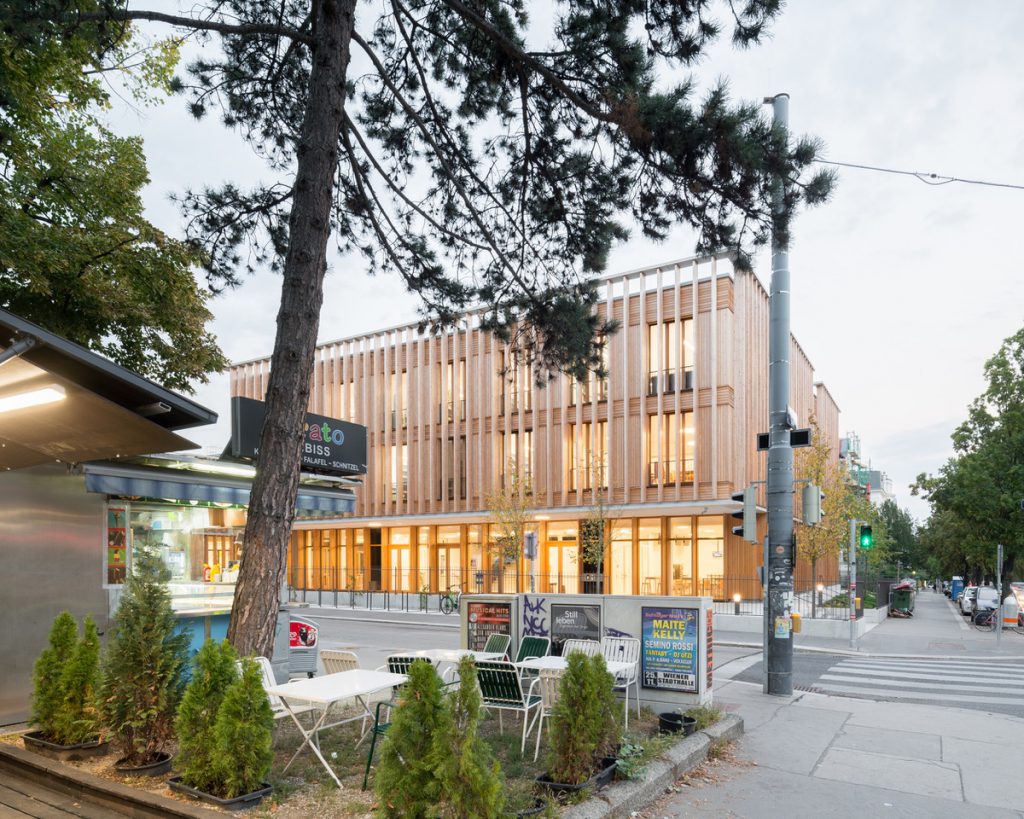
[76,8,313,44]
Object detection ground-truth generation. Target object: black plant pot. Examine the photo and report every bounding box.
[536,757,618,794]
[512,797,548,817]
[658,713,697,736]
[22,731,109,762]
[168,776,272,810]
[114,751,172,777]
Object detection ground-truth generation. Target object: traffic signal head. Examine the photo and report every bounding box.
[859,524,873,549]
[802,483,825,525]
[731,486,757,544]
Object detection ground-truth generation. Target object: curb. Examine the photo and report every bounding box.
[562,713,744,819]
[0,742,222,818]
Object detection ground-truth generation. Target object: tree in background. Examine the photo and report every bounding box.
[0,8,225,390]
[795,417,868,590]
[914,326,1024,581]
[16,0,834,656]
[875,499,918,575]
[485,460,533,592]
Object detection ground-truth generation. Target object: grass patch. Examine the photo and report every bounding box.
[825,590,877,608]
[684,705,722,730]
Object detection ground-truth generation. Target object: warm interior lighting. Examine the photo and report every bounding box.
[0,384,65,414]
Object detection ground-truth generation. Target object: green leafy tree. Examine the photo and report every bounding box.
[795,417,868,588]
[374,659,446,818]
[50,616,102,746]
[430,657,504,819]
[875,499,918,573]
[0,3,225,390]
[485,460,533,591]
[175,639,239,794]
[211,658,274,798]
[914,326,1024,581]
[101,549,190,766]
[16,0,833,656]
[30,611,78,740]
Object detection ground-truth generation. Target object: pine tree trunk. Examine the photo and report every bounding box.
[228,0,356,658]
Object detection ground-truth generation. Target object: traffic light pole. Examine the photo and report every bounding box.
[848,518,858,649]
[765,93,794,696]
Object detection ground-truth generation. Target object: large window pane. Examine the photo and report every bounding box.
[638,517,661,595]
[669,517,693,596]
[697,516,724,599]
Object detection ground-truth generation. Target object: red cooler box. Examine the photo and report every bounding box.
[288,616,320,677]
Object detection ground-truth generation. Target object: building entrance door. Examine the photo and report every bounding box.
[546,543,579,594]
[438,546,462,592]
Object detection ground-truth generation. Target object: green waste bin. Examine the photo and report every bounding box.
[890,586,914,614]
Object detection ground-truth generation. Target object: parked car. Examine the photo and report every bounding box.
[959,586,978,616]
[972,587,1000,620]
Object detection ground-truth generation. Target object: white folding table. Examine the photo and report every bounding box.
[403,648,505,663]
[515,655,634,676]
[267,669,407,788]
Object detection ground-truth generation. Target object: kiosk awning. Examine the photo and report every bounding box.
[83,462,356,514]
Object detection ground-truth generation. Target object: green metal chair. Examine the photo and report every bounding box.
[482,632,512,659]
[476,660,542,753]
[361,700,391,790]
[514,636,551,664]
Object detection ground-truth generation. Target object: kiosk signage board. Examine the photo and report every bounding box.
[640,606,699,692]
[550,603,601,655]
[467,601,512,651]
[230,396,367,476]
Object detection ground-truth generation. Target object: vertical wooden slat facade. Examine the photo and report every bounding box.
[230,253,841,596]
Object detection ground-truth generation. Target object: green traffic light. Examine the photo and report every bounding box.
[859,525,873,549]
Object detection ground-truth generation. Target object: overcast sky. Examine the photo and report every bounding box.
[109,1,1024,522]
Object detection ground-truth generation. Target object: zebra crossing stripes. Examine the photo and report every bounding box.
[813,657,1024,708]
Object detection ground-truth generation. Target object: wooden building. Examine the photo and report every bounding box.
[229,252,841,600]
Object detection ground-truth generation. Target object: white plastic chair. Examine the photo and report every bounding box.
[243,657,316,724]
[533,668,563,761]
[321,649,360,674]
[602,637,641,727]
[561,639,601,658]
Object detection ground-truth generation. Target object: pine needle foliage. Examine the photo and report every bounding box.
[175,639,238,794]
[49,616,103,746]
[374,659,447,818]
[430,657,504,819]
[547,653,621,785]
[30,611,77,740]
[211,658,274,799]
[101,549,190,766]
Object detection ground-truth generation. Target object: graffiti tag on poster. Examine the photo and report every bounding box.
[641,606,698,692]
[467,601,512,652]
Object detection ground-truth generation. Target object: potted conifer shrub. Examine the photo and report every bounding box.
[102,549,189,776]
[429,656,505,818]
[373,659,447,817]
[24,612,107,761]
[169,641,274,808]
[538,653,620,794]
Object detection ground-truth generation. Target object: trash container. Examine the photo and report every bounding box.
[288,616,320,677]
[889,584,914,616]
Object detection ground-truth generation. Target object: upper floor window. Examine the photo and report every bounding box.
[646,411,694,486]
[647,319,694,396]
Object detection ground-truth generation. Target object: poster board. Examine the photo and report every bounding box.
[550,603,602,655]
[640,606,699,692]
[467,601,512,651]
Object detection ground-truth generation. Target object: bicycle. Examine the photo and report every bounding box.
[439,585,462,616]
[973,608,996,631]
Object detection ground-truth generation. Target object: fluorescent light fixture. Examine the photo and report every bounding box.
[0,384,65,414]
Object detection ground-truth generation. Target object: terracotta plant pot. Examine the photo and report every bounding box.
[22,731,108,762]
[536,757,618,794]
[114,751,173,777]
[168,776,272,810]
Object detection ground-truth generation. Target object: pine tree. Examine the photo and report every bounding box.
[587,655,622,762]
[175,640,238,794]
[101,549,190,766]
[211,658,274,798]
[50,616,102,746]
[373,659,446,818]
[547,652,599,785]
[31,611,78,740]
[431,658,504,819]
